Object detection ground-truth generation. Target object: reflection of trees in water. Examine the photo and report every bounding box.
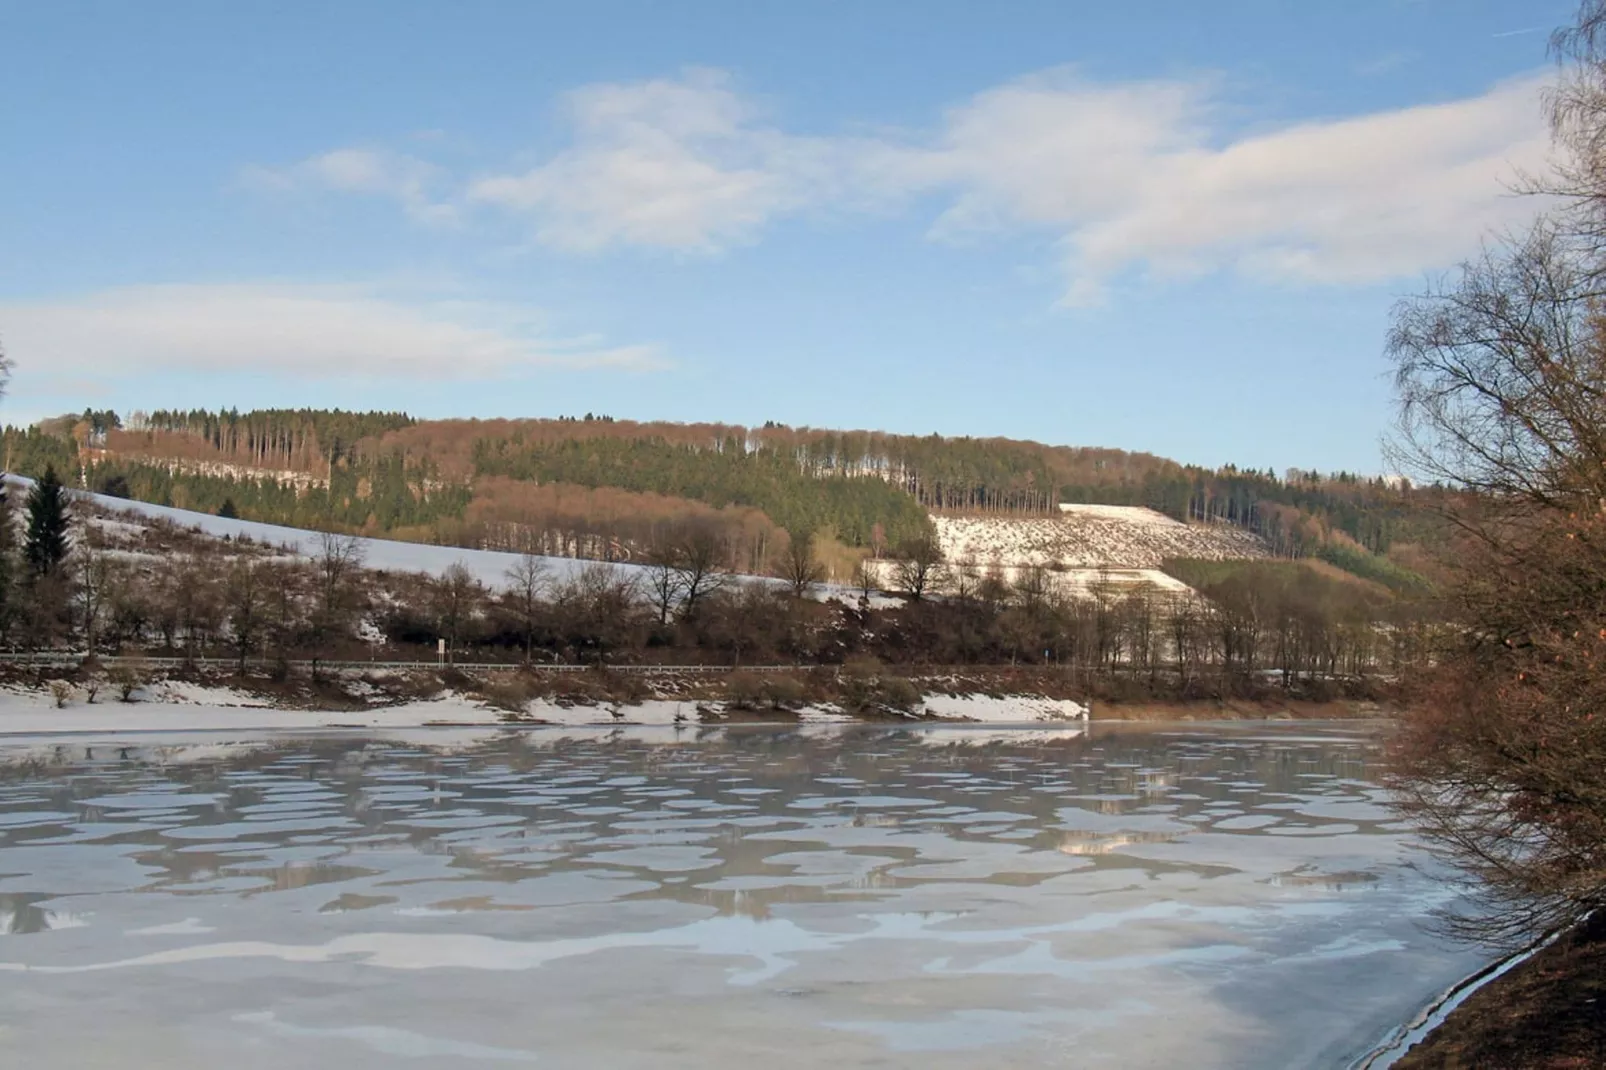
[0,893,87,934]
[0,727,1387,916]
[0,894,51,934]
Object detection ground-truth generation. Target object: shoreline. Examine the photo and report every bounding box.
[1351,945,1540,1069]
[1383,914,1606,1068]
[0,662,1395,737]
[0,688,1392,737]
[1087,696,1391,721]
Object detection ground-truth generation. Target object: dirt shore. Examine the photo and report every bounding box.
[1086,696,1394,721]
[1393,914,1606,1068]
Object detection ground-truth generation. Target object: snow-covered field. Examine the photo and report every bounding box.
[935,506,1267,571]
[946,565,1193,598]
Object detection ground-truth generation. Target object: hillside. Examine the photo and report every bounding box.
[936,505,1269,570]
[9,407,1434,587]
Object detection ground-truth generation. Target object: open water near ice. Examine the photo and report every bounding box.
[0,722,1484,1069]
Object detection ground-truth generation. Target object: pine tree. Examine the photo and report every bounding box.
[218,497,238,519]
[24,465,70,576]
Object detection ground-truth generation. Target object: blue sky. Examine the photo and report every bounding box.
[0,0,1573,474]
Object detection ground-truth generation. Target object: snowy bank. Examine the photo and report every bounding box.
[0,684,1084,736]
[918,693,1089,722]
[0,689,509,735]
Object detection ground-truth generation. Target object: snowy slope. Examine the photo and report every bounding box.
[13,475,648,591]
[935,506,1267,571]
[23,475,1256,600]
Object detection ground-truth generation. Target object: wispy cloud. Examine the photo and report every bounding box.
[1492,26,1546,39]
[0,283,664,382]
[242,148,459,225]
[466,69,872,252]
[250,65,1551,304]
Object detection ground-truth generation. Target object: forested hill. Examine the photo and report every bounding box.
[3,407,1436,579]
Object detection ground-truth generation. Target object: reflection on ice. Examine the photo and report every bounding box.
[0,722,1488,1069]
[0,901,90,935]
[236,1011,541,1063]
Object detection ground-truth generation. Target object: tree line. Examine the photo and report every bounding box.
[13,486,1416,708]
[117,408,415,470]
[3,408,1436,590]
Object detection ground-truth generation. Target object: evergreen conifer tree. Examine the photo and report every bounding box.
[24,465,70,576]
[218,497,238,519]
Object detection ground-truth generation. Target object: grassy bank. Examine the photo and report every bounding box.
[1394,915,1606,1069]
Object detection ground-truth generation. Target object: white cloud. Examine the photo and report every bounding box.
[466,69,857,252]
[243,148,458,225]
[260,67,1552,302]
[917,70,1551,303]
[0,283,663,382]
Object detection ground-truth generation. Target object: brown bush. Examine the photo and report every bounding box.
[478,673,537,715]
[761,674,806,710]
[724,672,765,710]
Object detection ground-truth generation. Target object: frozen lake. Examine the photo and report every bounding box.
[0,722,1483,1068]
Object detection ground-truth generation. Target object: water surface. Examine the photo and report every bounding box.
[0,722,1482,1068]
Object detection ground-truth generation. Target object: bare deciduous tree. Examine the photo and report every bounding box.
[851,557,878,602]
[890,533,946,601]
[310,533,366,662]
[224,559,264,671]
[432,563,481,664]
[263,561,309,670]
[644,546,685,626]
[1388,225,1606,512]
[504,554,548,660]
[777,528,825,598]
[673,527,730,621]
[73,538,113,656]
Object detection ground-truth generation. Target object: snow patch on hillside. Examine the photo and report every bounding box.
[935,509,1267,571]
[146,681,268,707]
[1057,503,1182,523]
[1048,568,1193,597]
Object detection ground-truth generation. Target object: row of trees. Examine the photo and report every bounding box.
[116,408,415,470]
[27,490,1415,699]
